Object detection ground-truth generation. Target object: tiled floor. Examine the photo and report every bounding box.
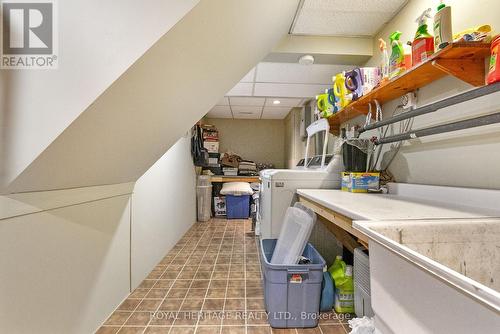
[96,219,351,334]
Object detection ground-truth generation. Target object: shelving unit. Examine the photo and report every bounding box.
[210,175,259,183]
[328,42,492,135]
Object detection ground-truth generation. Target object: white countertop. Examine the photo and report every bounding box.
[297,188,500,221]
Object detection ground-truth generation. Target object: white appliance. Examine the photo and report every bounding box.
[257,119,342,239]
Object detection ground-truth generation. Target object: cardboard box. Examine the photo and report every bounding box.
[208,153,220,165]
[214,196,226,216]
[348,172,380,193]
[203,141,219,153]
[342,172,351,192]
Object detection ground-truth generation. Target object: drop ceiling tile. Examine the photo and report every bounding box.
[300,0,405,12]
[216,97,230,106]
[264,97,303,107]
[254,83,330,98]
[240,67,256,83]
[292,0,408,37]
[231,105,262,114]
[226,82,253,96]
[256,62,351,84]
[233,113,261,119]
[229,97,265,106]
[261,106,293,119]
[231,106,262,119]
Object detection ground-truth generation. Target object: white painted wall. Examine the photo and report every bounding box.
[0,0,199,190]
[0,136,198,333]
[351,0,500,189]
[205,118,286,168]
[131,135,197,289]
[3,0,299,193]
[0,194,132,334]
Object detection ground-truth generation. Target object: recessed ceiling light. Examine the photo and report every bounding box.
[273,100,281,105]
[298,54,314,65]
[239,111,253,115]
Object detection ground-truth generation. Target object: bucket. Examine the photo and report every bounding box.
[342,141,368,172]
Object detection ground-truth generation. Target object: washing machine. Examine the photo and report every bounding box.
[256,118,343,239]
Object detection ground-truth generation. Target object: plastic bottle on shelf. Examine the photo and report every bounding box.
[378,38,390,83]
[404,42,412,70]
[333,73,351,109]
[412,8,434,66]
[433,1,452,50]
[389,31,405,78]
[487,35,500,84]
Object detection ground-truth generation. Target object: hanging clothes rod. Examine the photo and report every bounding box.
[374,112,500,145]
[359,81,500,134]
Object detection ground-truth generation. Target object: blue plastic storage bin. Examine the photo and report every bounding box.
[260,239,326,328]
[226,195,250,219]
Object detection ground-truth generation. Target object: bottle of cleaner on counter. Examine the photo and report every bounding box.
[378,38,390,83]
[433,1,452,50]
[389,31,405,78]
[412,8,434,66]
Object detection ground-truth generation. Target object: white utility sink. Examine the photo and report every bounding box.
[355,218,500,334]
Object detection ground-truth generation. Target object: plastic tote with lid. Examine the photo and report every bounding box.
[270,203,317,265]
[196,176,212,222]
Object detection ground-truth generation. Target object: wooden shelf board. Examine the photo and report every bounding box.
[210,176,259,183]
[327,42,491,133]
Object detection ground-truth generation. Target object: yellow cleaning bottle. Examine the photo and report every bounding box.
[333,73,351,109]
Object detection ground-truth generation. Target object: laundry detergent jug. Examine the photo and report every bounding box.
[333,73,351,109]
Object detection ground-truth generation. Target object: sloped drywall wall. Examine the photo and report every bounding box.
[131,135,197,289]
[0,0,200,192]
[4,0,299,193]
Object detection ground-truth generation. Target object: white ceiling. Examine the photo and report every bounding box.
[207,96,306,120]
[291,0,408,37]
[230,62,351,95]
[207,0,404,120]
[206,61,355,119]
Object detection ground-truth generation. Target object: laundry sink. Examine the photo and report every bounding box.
[354,218,500,334]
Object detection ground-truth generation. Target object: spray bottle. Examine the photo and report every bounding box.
[389,31,405,79]
[378,38,390,83]
[434,1,452,50]
[412,8,434,66]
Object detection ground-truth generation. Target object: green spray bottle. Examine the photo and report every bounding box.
[389,31,405,79]
[412,8,434,66]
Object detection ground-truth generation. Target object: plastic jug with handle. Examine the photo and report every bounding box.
[333,73,351,109]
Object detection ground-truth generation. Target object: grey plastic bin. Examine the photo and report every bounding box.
[260,239,326,328]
